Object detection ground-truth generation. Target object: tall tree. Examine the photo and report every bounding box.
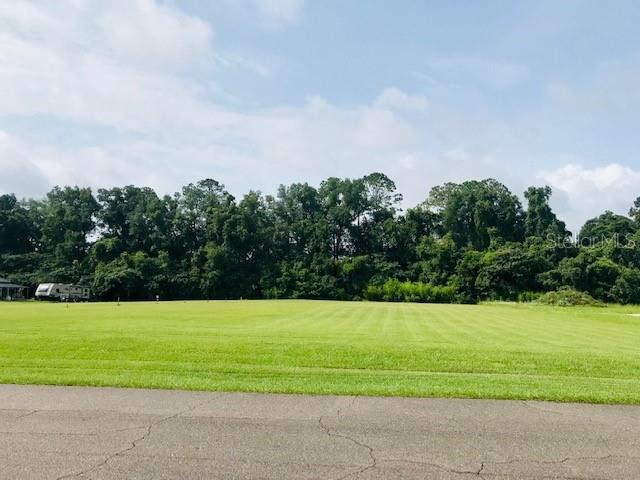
[175,179,231,255]
[0,194,37,254]
[41,186,99,263]
[97,186,173,254]
[426,179,524,250]
[523,186,569,240]
[578,211,637,247]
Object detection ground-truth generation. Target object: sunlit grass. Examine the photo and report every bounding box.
[1,300,639,403]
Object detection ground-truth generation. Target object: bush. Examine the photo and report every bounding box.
[536,287,604,307]
[364,279,458,303]
[517,291,543,303]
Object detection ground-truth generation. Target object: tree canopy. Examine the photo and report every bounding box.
[2,173,639,304]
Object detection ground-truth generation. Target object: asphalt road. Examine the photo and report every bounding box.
[1,385,639,479]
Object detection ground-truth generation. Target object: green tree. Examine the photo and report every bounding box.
[523,186,569,240]
[578,211,637,247]
[98,186,176,254]
[426,179,524,250]
[41,186,99,264]
[0,194,38,254]
[611,267,640,304]
[475,242,549,300]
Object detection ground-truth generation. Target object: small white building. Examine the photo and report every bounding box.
[0,277,28,301]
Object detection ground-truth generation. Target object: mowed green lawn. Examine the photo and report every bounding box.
[1,300,640,403]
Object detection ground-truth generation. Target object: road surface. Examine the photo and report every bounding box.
[1,385,639,479]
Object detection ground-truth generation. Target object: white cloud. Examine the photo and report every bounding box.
[0,34,239,134]
[0,131,51,197]
[376,88,428,111]
[3,0,634,241]
[538,163,640,233]
[238,95,421,185]
[0,2,531,212]
[215,52,272,77]
[253,0,304,24]
[98,0,214,70]
[540,163,640,192]
[0,1,233,135]
[0,1,214,71]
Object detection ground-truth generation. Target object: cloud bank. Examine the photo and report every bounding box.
[1,0,639,236]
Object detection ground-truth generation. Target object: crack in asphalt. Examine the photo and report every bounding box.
[477,474,601,480]
[4,390,639,479]
[482,453,640,467]
[361,452,640,478]
[318,415,377,480]
[55,402,206,480]
[470,454,640,479]
[15,409,38,419]
[382,457,484,477]
[319,397,490,479]
[314,404,640,480]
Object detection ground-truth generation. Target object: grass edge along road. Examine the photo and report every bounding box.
[1,300,639,404]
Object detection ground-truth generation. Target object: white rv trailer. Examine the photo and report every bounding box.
[35,283,90,301]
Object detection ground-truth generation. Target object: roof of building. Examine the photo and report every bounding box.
[0,278,27,288]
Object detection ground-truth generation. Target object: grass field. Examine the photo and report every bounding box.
[1,300,640,403]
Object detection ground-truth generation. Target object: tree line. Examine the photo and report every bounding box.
[2,173,640,304]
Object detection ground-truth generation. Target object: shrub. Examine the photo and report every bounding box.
[517,291,543,303]
[364,279,458,303]
[536,287,604,307]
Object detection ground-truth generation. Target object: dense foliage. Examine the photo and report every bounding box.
[364,280,457,303]
[2,173,640,303]
[536,288,604,307]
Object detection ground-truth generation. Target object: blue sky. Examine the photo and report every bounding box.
[1,1,640,232]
